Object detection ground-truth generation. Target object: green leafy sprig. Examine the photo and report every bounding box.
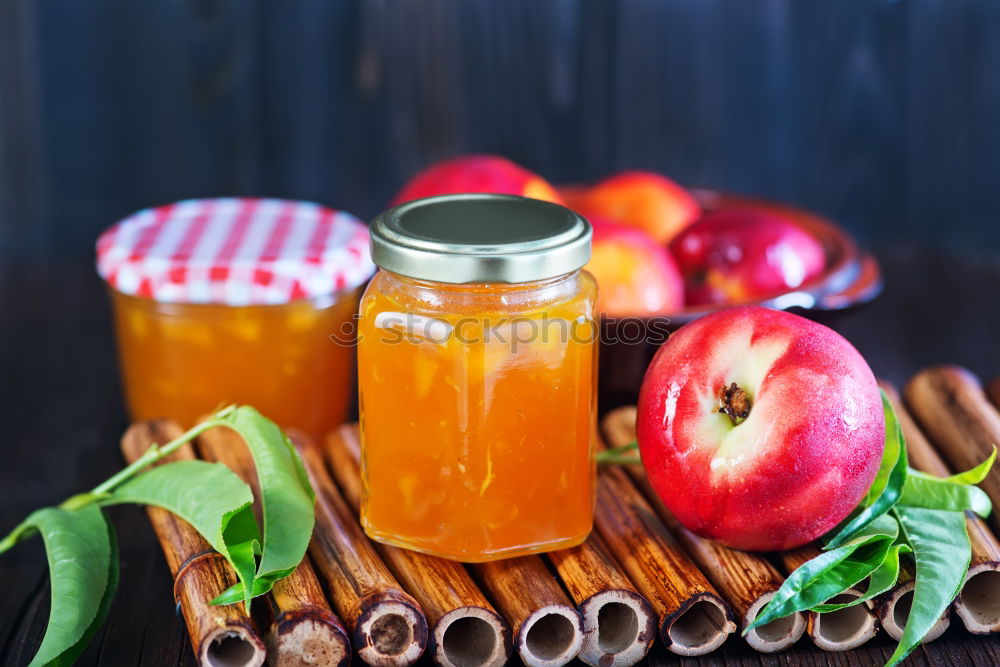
[746,391,996,666]
[595,440,640,465]
[0,406,315,667]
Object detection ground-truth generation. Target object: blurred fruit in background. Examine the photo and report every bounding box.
[390,154,563,205]
[585,216,684,317]
[670,207,826,307]
[389,156,868,320]
[559,171,700,244]
[387,155,881,411]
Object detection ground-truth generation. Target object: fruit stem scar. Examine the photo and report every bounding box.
[719,382,751,425]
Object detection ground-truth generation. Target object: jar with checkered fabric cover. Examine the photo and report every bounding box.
[96,197,375,439]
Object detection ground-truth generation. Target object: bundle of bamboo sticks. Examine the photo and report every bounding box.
[122,364,1000,667]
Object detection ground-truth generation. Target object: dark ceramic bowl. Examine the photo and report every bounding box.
[597,189,882,411]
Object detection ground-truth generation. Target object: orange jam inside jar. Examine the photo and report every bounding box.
[96,198,375,440]
[358,194,598,561]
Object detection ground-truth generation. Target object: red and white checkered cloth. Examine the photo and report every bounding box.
[96,198,375,305]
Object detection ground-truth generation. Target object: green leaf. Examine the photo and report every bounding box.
[825,391,908,549]
[888,507,971,666]
[596,441,638,464]
[595,453,643,466]
[218,508,261,611]
[209,575,281,606]
[49,521,120,667]
[861,393,900,506]
[103,460,259,609]
[204,407,315,605]
[0,403,316,665]
[900,468,993,517]
[747,515,898,632]
[941,446,996,485]
[811,542,910,612]
[26,506,113,667]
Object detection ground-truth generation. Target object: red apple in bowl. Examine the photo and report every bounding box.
[636,306,884,551]
[391,154,563,206]
[585,216,684,317]
[669,208,826,307]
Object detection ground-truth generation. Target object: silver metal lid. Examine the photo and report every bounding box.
[370,194,592,283]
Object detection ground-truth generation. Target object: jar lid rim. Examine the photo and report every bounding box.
[370,194,592,283]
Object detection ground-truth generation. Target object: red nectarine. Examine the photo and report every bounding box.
[669,208,826,306]
[636,306,884,551]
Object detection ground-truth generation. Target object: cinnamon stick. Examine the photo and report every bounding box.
[986,376,1000,412]
[780,544,878,651]
[593,460,735,656]
[592,414,736,655]
[472,556,584,667]
[547,533,657,666]
[602,407,802,653]
[324,425,512,667]
[121,420,266,667]
[196,424,351,667]
[904,366,1000,534]
[292,433,428,666]
[882,381,1000,634]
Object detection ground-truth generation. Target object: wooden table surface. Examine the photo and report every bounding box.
[1,243,999,666]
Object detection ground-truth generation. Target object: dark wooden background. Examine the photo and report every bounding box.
[1,0,999,257]
[1,1,1000,665]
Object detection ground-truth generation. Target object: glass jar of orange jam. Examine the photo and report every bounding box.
[96,198,375,441]
[358,194,598,561]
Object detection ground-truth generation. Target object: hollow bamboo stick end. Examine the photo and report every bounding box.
[576,589,656,667]
[174,555,267,667]
[198,622,267,667]
[955,560,1000,634]
[430,606,512,667]
[325,424,510,665]
[885,374,1000,638]
[806,588,878,652]
[267,607,351,667]
[292,432,429,666]
[598,412,739,657]
[660,592,735,657]
[195,423,351,666]
[122,421,267,667]
[515,604,584,667]
[353,594,429,667]
[742,592,806,653]
[877,579,951,643]
[474,552,582,666]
